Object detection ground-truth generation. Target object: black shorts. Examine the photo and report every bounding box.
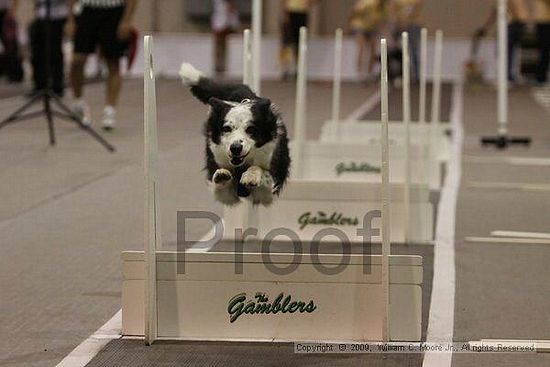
[73,6,126,59]
[284,12,308,47]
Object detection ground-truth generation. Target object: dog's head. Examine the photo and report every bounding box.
[206,98,278,167]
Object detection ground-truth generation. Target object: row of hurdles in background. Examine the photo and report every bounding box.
[224,25,451,246]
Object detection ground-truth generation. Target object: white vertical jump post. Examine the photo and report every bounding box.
[243,29,258,236]
[419,28,428,124]
[144,35,160,346]
[480,0,530,148]
[380,38,391,342]
[243,29,252,87]
[498,0,508,136]
[332,28,343,133]
[293,27,308,178]
[430,30,443,158]
[402,32,411,245]
[251,0,262,94]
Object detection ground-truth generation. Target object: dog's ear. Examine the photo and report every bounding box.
[208,97,231,112]
[255,98,272,115]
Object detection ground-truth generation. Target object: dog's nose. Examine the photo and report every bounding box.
[230,142,243,155]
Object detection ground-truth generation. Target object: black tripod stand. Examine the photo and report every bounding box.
[0,0,115,152]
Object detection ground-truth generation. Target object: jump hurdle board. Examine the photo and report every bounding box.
[122,251,423,342]
[224,180,433,244]
[296,140,436,187]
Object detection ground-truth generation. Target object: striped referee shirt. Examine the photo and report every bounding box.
[80,0,125,8]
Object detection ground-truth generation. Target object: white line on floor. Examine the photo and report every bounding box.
[345,90,382,120]
[55,310,122,367]
[468,181,550,192]
[423,82,463,367]
[465,236,550,245]
[463,155,550,166]
[491,230,550,239]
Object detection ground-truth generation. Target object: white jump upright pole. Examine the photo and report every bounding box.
[293,27,308,178]
[419,28,428,124]
[144,35,160,346]
[243,28,258,237]
[380,38,391,342]
[243,29,252,87]
[402,32,411,245]
[480,0,530,148]
[332,28,343,125]
[497,0,508,136]
[251,0,262,94]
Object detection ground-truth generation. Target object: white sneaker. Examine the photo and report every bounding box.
[101,106,116,131]
[73,99,92,126]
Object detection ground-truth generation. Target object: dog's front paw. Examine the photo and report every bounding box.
[240,167,262,189]
[213,169,233,185]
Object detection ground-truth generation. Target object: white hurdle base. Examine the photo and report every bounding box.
[122,251,422,342]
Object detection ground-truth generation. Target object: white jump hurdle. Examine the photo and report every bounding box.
[320,28,451,187]
[121,34,423,344]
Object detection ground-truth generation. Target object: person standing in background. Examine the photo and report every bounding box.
[29,0,68,97]
[349,0,387,81]
[533,0,550,84]
[477,0,529,82]
[65,0,137,130]
[280,0,315,80]
[211,0,240,75]
[391,0,422,81]
[0,0,21,83]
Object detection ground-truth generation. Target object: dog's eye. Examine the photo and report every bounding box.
[246,126,257,135]
[222,126,232,133]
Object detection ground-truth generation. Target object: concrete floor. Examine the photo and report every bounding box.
[1,78,549,367]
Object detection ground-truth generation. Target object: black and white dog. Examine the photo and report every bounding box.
[179,63,290,206]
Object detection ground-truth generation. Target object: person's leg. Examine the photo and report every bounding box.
[105,57,121,107]
[536,23,550,83]
[507,22,524,82]
[354,31,366,75]
[408,25,421,81]
[70,53,88,98]
[366,33,377,76]
[51,19,66,95]
[214,31,226,74]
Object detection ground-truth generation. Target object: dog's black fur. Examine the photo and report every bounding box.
[182,66,290,205]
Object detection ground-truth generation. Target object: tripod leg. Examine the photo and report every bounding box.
[44,91,56,146]
[0,93,43,129]
[49,92,116,152]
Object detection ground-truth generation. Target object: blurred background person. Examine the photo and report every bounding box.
[476,0,529,83]
[28,0,68,97]
[211,0,240,76]
[0,0,23,83]
[279,0,315,80]
[391,0,422,81]
[66,0,137,130]
[348,0,387,81]
[534,0,550,85]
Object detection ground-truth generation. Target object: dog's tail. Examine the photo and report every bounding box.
[179,62,256,105]
[179,62,203,87]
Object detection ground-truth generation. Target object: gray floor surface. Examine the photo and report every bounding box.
[2,77,549,366]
